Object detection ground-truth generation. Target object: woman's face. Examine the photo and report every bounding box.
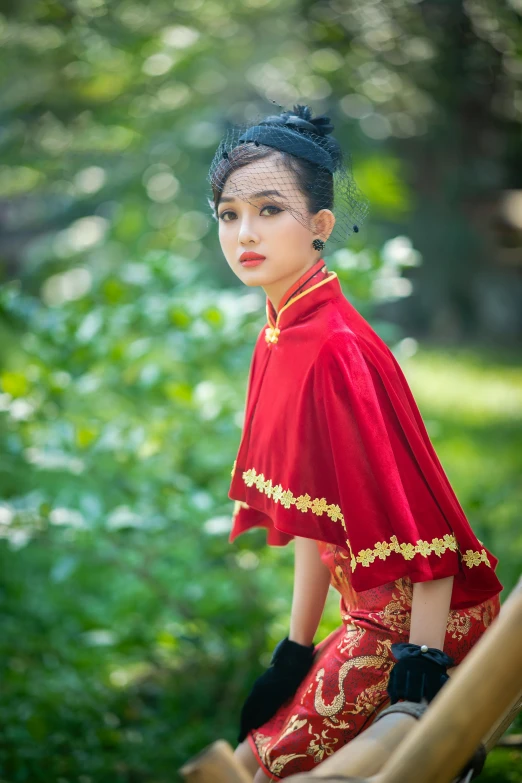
[217,154,335,306]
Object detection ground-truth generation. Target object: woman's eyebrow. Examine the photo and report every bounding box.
[219,189,284,204]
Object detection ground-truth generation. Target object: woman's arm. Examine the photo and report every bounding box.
[289,538,454,649]
[409,575,454,650]
[289,537,332,646]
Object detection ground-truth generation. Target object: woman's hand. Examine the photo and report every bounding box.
[387,642,455,703]
[237,637,315,742]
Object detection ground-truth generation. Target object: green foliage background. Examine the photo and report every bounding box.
[0,0,521,781]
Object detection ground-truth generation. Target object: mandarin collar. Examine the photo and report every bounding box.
[276,257,328,312]
[266,258,328,323]
[264,267,341,346]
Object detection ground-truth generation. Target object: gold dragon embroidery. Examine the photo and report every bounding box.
[254,714,309,777]
[314,655,393,720]
[306,724,339,763]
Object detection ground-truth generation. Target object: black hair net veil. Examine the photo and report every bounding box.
[206,103,370,252]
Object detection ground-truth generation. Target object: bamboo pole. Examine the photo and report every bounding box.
[483,688,522,751]
[179,739,253,783]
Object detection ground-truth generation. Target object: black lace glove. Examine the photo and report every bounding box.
[387,643,455,704]
[237,637,315,743]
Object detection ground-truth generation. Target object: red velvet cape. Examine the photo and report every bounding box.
[228,259,503,610]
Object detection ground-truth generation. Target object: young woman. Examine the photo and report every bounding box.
[207,104,503,782]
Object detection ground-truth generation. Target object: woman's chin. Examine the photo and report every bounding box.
[238,266,271,283]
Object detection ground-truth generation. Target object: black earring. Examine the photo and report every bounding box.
[312,238,325,251]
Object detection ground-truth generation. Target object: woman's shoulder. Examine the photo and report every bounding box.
[315,309,396,375]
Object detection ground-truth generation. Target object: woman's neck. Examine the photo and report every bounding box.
[269,258,328,317]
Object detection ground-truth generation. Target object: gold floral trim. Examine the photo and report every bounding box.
[462,548,491,568]
[264,271,338,346]
[355,533,461,568]
[235,465,492,572]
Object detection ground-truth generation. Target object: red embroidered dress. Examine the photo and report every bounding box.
[228,258,502,779]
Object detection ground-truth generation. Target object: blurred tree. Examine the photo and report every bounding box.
[0,0,520,337]
[294,0,522,339]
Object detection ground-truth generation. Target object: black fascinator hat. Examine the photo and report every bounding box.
[206,102,370,250]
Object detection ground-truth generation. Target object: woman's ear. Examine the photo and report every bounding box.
[313,209,336,242]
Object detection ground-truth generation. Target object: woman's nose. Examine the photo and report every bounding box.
[238,218,259,242]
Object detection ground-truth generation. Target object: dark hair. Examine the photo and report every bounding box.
[208,141,340,221]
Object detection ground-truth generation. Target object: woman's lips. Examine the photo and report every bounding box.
[240,257,266,267]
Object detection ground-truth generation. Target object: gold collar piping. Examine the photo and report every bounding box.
[264,271,338,346]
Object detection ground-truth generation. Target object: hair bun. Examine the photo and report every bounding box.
[260,103,335,138]
[291,104,335,137]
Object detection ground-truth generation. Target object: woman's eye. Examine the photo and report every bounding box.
[218,204,282,221]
